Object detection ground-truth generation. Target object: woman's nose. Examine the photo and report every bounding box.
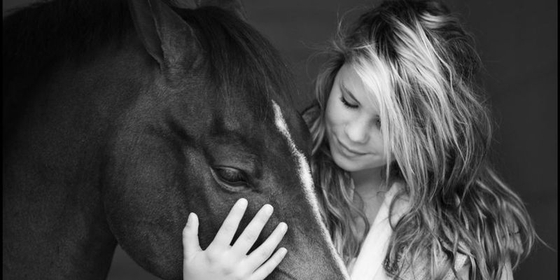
[344,119,370,144]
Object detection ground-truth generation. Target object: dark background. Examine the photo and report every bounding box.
[3,0,557,279]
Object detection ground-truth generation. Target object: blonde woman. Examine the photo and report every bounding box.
[182,0,537,279]
[302,0,537,279]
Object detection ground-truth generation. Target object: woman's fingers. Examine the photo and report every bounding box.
[182,200,289,280]
[249,247,288,280]
[231,204,274,255]
[211,198,248,249]
[244,222,288,270]
[182,212,201,261]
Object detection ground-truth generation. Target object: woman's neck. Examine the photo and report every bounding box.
[351,167,388,197]
[350,167,390,229]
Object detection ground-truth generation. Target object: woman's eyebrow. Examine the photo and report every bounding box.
[340,82,360,104]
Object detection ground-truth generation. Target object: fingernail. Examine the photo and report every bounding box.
[238,198,248,207]
[187,212,198,226]
[263,204,273,215]
[186,212,193,226]
[279,247,288,257]
[280,222,288,233]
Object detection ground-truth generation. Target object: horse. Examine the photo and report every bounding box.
[2,0,350,279]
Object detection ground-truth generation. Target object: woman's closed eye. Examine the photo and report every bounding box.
[340,95,359,109]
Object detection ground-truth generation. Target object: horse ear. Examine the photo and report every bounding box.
[128,0,200,82]
[194,0,247,20]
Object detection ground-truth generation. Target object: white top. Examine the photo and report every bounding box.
[348,183,407,280]
[347,183,514,280]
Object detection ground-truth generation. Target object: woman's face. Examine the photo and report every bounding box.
[325,63,392,173]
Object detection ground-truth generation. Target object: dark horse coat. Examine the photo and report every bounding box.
[3,0,349,279]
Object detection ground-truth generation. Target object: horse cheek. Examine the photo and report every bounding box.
[101,135,190,279]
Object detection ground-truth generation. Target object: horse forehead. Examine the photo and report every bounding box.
[270,100,314,201]
[213,95,260,131]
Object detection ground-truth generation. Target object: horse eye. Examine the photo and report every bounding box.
[214,167,247,187]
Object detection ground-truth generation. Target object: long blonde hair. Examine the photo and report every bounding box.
[303,0,537,279]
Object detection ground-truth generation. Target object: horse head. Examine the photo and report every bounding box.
[101,0,349,279]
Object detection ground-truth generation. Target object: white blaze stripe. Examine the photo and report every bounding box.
[271,101,350,279]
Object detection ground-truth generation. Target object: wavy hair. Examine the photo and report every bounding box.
[304,0,537,279]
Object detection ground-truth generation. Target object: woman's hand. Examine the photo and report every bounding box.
[182,198,288,280]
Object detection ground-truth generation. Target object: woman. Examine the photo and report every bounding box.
[182,0,537,279]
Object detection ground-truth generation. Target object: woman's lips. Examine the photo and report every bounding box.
[336,137,368,156]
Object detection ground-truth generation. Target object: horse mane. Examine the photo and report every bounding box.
[3,0,296,136]
[181,6,296,115]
